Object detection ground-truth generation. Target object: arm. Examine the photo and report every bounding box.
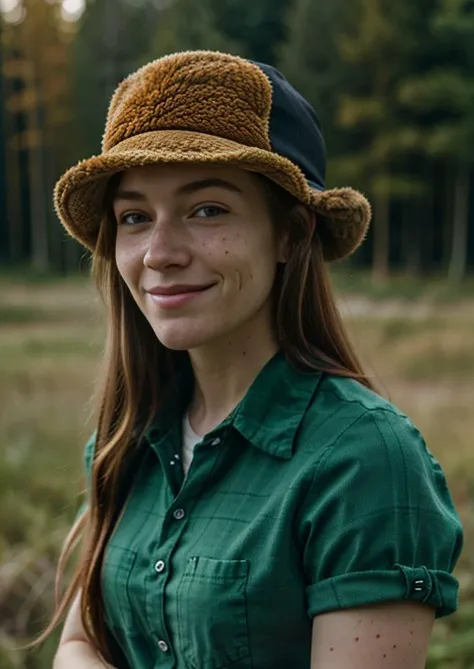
[311,601,435,668]
[53,592,117,669]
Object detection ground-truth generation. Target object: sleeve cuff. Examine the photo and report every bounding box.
[306,564,459,619]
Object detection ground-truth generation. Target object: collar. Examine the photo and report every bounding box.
[145,351,322,460]
[231,350,322,459]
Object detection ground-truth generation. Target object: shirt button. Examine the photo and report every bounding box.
[211,437,221,446]
[154,560,166,573]
[173,508,185,520]
[158,640,169,652]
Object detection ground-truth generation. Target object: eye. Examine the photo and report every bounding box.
[193,205,228,219]
[118,211,149,226]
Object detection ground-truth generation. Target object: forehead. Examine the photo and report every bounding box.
[116,163,257,193]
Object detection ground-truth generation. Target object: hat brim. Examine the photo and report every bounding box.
[54,130,371,261]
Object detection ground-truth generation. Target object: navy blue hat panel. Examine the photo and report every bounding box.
[252,61,326,191]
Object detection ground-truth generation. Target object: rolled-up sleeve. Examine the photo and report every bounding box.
[300,409,463,619]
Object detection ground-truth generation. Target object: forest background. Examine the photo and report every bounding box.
[2,0,474,280]
[0,1,473,668]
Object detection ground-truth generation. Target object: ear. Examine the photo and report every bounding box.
[277,228,290,263]
[294,203,316,231]
[277,204,314,262]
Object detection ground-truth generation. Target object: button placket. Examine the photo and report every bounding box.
[150,436,228,664]
[158,639,169,653]
[154,560,166,574]
[144,437,195,661]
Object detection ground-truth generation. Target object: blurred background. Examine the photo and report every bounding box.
[0,0,473,667]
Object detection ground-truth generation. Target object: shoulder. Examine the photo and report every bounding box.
[297,373,461,532]
[317,372,403,415]
[298,373,429,471]
[297,375,463,619]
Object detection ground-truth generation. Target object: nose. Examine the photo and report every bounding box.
[143,217,192,271]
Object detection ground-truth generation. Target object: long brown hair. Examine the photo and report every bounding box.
[39,172,375,664]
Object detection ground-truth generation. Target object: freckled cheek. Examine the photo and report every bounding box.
[199,235,231,258]
[115,246,144,296]
[208,237,271,291]
[233,264,267,294]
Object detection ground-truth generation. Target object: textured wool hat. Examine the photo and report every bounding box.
[54,50,372,261]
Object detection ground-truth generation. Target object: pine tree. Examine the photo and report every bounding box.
[0,16,9,263]
[332,0,435,280]
[149,0,290,65]
[149,0,241,59]
[281,0,418,276]
[2,0,74,271]
[210,0,290,64]
[398,0,474,281]
[279,0,353,156]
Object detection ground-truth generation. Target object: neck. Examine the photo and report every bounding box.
[187,313,279,437]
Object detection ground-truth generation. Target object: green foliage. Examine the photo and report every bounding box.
[331,0,429,196]
[2,0,474,277]
[148,0,240,60]
[147,0,290,64]
[278,0,353,155]
[397,0,474,163]
[210,0,290,64]
[280,0,436,197]
[281,0,474,280]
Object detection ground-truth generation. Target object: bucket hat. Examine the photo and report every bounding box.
[54,50,371,261]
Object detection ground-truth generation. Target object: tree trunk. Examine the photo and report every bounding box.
[405,196,424,277]
[27,59,49,273]
[448,163,470,283]
[103,0,121,100]
[372,188,390,283]
[2,46,24,263]
[6,130,24,263]
[0,19,8,262]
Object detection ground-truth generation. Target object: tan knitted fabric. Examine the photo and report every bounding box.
[54,50,371,261]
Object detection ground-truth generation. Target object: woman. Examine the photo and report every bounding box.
[47,51,462,669]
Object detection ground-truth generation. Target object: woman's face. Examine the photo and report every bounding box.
[113,163,288,351]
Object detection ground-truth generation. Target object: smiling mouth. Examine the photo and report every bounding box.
[147,284,215,308]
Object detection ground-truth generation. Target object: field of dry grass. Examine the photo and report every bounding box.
[0,276,473,668]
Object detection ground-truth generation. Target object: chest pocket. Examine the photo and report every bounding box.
[177,556,252,669]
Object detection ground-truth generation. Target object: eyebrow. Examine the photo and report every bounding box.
[177,178,244,195]
[113,178,244,203]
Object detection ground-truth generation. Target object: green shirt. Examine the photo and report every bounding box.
[82,351,463,669]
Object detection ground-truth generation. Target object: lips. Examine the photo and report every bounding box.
[147,283,214,296]
[146,283,216,309]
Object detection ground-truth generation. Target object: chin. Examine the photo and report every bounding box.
[151,322,220,352]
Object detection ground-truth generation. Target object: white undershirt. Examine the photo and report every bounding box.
[181,413,202,476]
